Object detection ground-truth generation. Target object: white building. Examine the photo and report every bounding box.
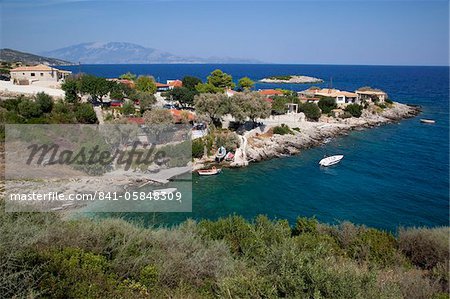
[355,89,387,103]
[314,88,358,106]
[10,64,71,85]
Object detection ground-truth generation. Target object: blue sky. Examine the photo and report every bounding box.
[1,0,448,65]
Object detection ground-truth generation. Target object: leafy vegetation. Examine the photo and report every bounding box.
[164,86,197,107]
[271,95,300,115]
[135,75,157,94]
[182,76,202,91]
[0,93,98,131]
[229,91,271,125]
[237,76,254,90]
[119,72,137,81]
[192,138,205,158]
[273,124,294,135]
[0,202,447,299]
[300,102,322,121]
[318,97,337,114]
[267,75,293,80]
[345,104,364,118]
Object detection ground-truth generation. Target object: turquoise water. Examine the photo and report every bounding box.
[63,64,449,231]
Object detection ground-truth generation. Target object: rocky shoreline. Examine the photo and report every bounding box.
[195,102,420,168]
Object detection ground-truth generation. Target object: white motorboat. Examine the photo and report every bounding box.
[420,119,435,124]
[198,166,222,176]
[319,155,344,167]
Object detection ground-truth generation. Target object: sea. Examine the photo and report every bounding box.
[61,64,450,231]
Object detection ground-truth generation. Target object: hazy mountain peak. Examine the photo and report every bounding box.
[41,42,262,64]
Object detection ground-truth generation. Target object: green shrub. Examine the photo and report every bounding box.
[348,228,399,267]
[75,103,97,124]
[199,215,254,255]
[300,102,321,121]
[0,198,448,299]
[318,97,337,114]
[192,138,204,158]
[38,247,113,298]
[140,265,159,290]
[399,227,449,269]
[292,216,319,235]
[0,96,25,112]
[35,92,53,113]
[18,100,42,119]
[385,98,393,104]
[215,131,240,151]
[273,124,293,135]
[122,100,135,116]
[345,104,363,118]
[340,111,353,119]
[394,269,441,299]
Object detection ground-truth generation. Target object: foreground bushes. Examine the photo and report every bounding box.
[0,202,448,298]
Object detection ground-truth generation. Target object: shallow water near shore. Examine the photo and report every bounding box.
[63,64,450,231]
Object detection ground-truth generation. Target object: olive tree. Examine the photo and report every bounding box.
[230,91,271,126]
[238,77,255,91]
[193,93,230,126]
[135,76,157,94]
[143,108,174,142]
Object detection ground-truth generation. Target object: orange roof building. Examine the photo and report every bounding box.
[167,80,183,88]
[258,89,284,97]
[10,64,71,85]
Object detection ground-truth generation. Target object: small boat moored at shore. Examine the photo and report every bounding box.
[198,166,222,176]
[420,119,436,124]
[319,155,344,167]
[215,146,227,162]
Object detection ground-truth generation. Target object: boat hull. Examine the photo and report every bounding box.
[198,169,222,176]
[319,155,344,167]
[420,119,435,124]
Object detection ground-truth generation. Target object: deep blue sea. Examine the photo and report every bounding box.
[62,64,450,231]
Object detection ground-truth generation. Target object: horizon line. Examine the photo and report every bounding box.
[56,62,450,67]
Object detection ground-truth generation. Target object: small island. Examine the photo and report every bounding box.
[260,75,323,84]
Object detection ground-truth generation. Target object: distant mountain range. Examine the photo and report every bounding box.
[41,42,263,64]
[0,48,71,65]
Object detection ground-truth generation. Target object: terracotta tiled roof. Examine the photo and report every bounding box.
[258,89,283,96]
[156,83,170,87]
[10,64,69,72]
[315,88,357,98]
[168,80,183,87]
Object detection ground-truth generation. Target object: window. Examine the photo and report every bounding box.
[40,73,44,76]
[30,73,35,77]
